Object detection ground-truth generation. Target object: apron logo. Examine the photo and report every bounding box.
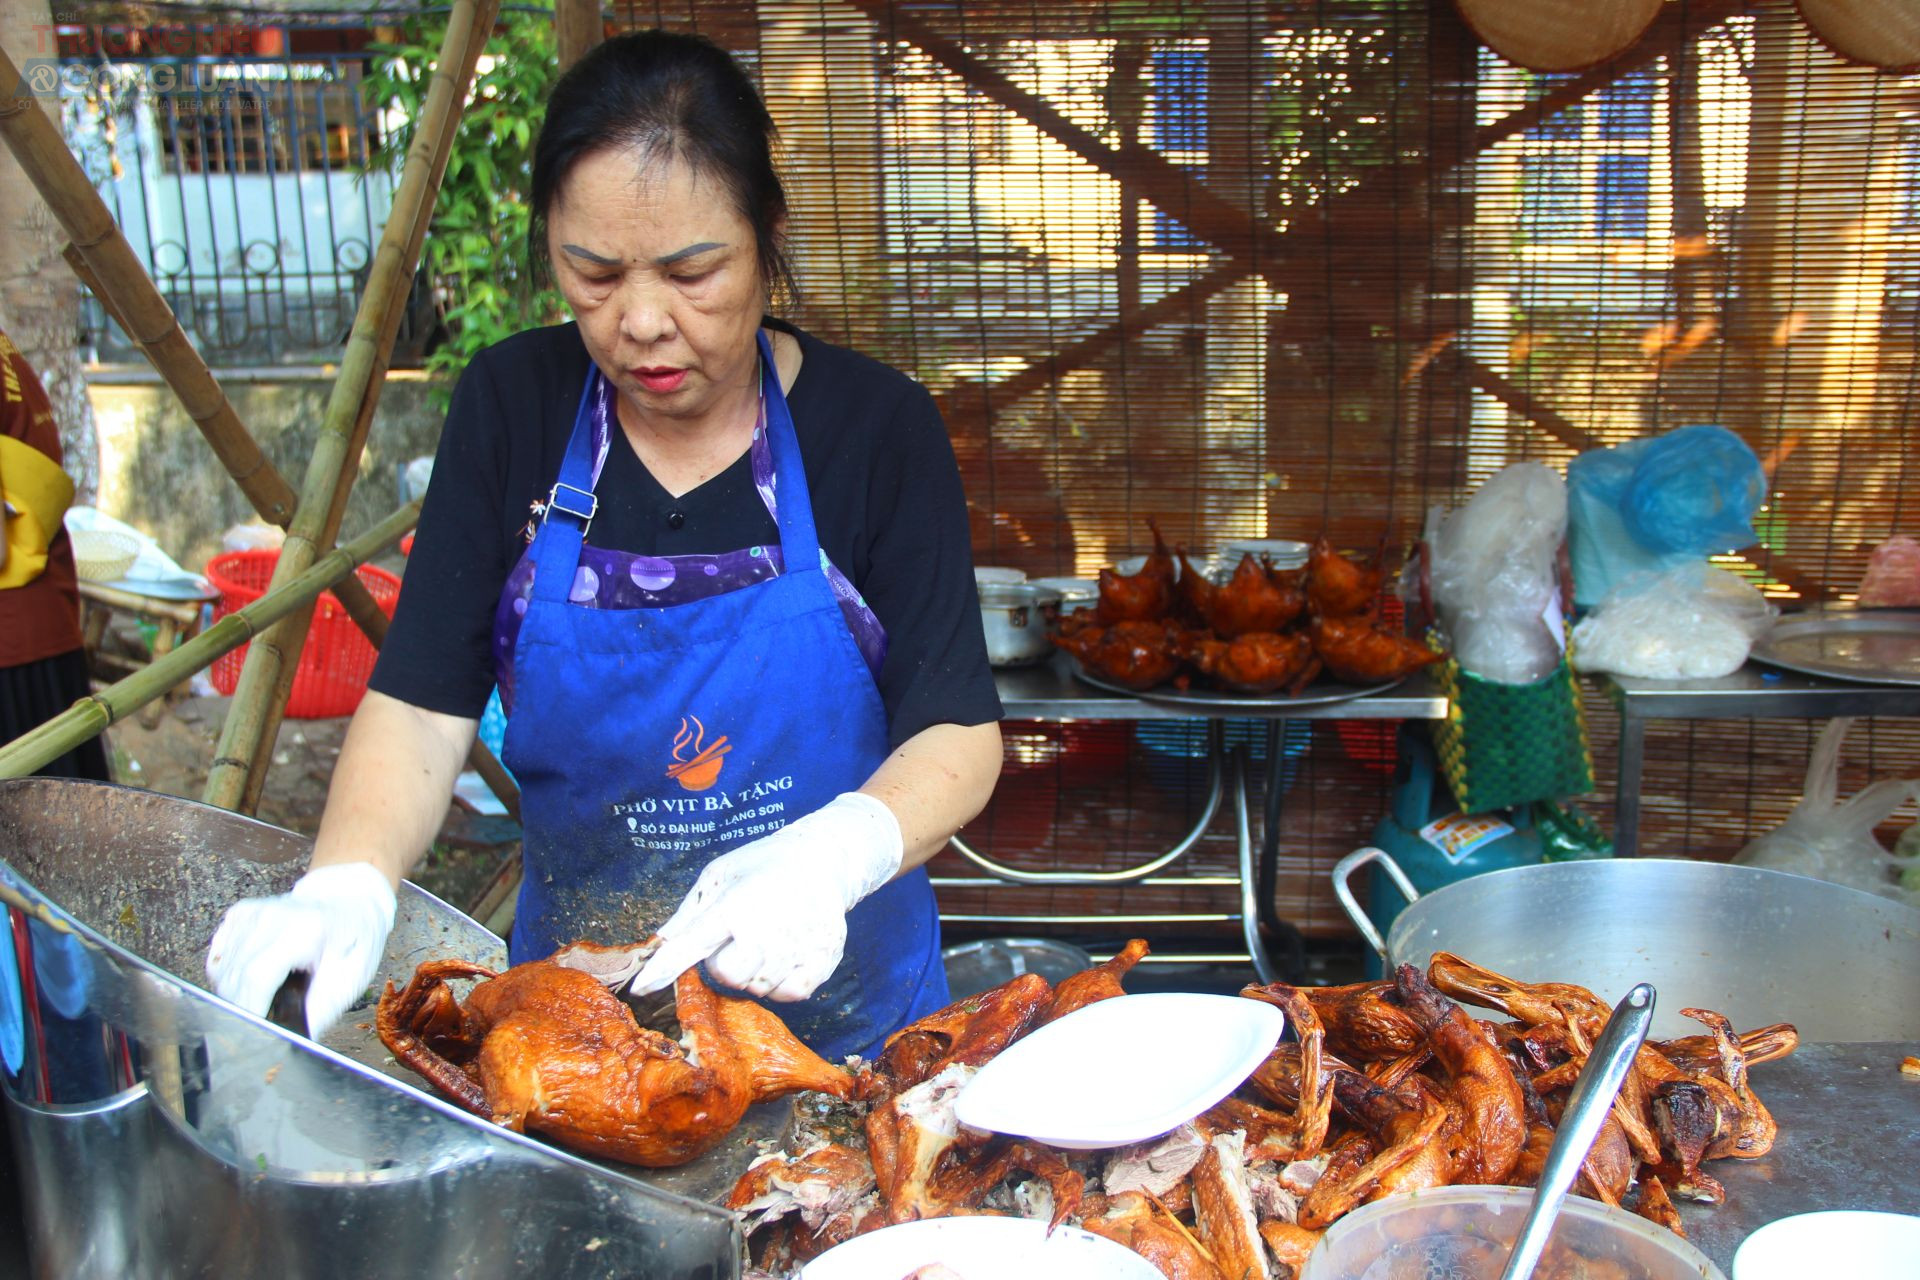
[665,715,731,792]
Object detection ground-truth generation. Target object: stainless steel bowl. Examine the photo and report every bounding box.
[979,582,1063,668]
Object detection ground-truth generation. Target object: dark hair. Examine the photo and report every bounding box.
[528,30,794,306]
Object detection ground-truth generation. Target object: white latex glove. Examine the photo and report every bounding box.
[205,862,397,1036]
[628,791,903,1003]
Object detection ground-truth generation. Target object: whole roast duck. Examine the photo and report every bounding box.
[375,938,852,1167]
[1054,520,1443,694]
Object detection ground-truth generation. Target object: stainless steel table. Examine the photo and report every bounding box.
[1601,665,1920,855]
[1680,1040,1920,1271]
[945,657,1447,982]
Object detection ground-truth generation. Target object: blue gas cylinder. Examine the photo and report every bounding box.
[1363,724,1545,975]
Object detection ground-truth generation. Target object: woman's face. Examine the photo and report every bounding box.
[547,147,768,432]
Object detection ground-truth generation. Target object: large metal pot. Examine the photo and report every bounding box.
[1333,847,1920,1042]
[979,582,1063,668]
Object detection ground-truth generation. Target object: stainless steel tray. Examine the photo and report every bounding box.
[0,779,747,1279]
[1749,607,1920,686]
[1070,659,1398,710]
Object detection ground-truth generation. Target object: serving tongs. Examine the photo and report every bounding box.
[1499,982,1658,1280]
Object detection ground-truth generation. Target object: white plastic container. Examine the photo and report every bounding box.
[1300,1185,1726,1280]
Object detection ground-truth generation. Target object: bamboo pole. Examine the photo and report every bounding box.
[0,43,394,639]
[8,34,517,817]
[60,242,132,342]
[0,505,419,781]
[61,247,497,791]
[554,0,601,70]
[207,0,500,813]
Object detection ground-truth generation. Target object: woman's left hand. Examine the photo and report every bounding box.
[627,791,903,1001]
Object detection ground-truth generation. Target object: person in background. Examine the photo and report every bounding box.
[0,327,113,1261]
[206,30,1003,1061]
[0,328,110,782]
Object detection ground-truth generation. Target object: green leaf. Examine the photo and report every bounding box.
[360,10,560,381]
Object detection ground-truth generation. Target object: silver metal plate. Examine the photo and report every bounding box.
[1070,660,1398,710]
[1749,607,1920,686]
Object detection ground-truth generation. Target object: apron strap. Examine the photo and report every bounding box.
[528,374,599,604]
[530,330,822,603]
[758,329,824,572]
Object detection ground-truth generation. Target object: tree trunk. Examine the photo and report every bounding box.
[0,0,98,502]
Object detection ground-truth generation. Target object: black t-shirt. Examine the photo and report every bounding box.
[370,320,1003,747]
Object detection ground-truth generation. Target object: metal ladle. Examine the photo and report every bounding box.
[1499,982,1658,1280]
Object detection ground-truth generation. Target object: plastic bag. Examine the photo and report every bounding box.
[1569,563,1777,679]
[1734,718,1920,907]
[1531,799,1613,861]
[1618,425,1765,554]
[1426,462,1567,684]
[221,521,285,554]
[1857,535,1920,607]
[1566,425,1765,606]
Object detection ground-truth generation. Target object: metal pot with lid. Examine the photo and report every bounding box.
[979,582,1064,668]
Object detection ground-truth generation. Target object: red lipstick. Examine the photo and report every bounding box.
[631,367,687,394]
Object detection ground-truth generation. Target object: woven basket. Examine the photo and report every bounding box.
[1429,648,1595,814]
[69,529,140,582]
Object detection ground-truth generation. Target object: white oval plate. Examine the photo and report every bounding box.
[1733,1210,1920,1280]
[974,566,1027,585]
[952,992,1284,1150]
[801,1216,1159,1280]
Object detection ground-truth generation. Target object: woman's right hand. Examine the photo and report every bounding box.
[205,862,397,1036]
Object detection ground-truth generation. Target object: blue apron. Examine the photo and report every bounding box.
[501,331,948,1061]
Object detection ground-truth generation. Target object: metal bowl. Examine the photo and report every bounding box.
[942,937,1093,998]
[979,582,1063,668]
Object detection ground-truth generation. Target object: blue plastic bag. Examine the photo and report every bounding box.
[1618,425,1764,554]
[1566,425,1764,607]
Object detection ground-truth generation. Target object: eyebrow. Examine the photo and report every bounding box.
[560,243,621,267]
[657,241,727,267]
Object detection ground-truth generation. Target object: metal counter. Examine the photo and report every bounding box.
[1678,1040,1920,1271]
[1601,665,1920,855]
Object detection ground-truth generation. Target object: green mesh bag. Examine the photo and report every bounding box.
[1429,649,1595,814]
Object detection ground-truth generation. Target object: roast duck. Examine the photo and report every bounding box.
[1053,519,1442,694]
[718,941,1795,1278]
[375,938,853,1167]
[377,937,1795,1277]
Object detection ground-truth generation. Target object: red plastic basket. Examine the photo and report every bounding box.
[206,549,402,719]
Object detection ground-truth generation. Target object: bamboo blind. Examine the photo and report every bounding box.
[62,0,1911,943]
[618,1,1920,943]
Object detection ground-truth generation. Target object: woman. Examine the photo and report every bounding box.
[207,30,1003,1062]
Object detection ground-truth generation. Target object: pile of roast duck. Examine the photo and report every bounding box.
[375,937,1794,1279]
[1052,520,1443,694]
